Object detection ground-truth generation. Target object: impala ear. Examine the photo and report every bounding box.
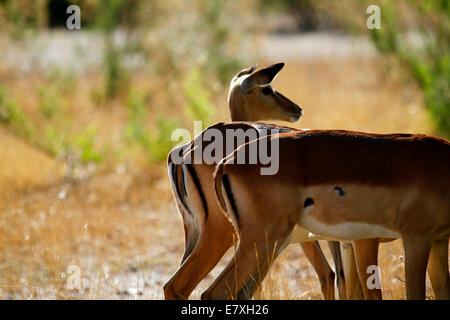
[240,62,285,93]
[235,64,257,78]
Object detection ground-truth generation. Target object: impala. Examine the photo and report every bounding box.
[212,130,450,300]
[164,63,349,300]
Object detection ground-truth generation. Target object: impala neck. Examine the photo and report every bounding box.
[228,91,254,122]
[229,107,250,122]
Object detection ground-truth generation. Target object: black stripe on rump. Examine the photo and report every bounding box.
[185,164,209,220]
[222,174,240,227]
[171,163,191,217]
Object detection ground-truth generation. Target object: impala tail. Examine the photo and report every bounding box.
[214,159,240,232]
[168,147,189,215]
[168,147,199,263]
[214,161,227,212]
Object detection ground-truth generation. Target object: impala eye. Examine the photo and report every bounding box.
[261,86,272,95]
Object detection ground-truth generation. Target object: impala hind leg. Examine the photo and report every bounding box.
[353,238,382,300]
[180,224,199,265]
[201,232,291,300]
[301,241,335,300]
[164,221,234,300]
[328,241,346,300]
[427,238,450,300]
[403,236,431,300]
[340,242,364,299]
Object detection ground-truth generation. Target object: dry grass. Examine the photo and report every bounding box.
[0,163,180,299]
[0,53,444,300]
[258,240,437,300]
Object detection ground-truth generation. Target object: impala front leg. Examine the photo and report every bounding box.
[340,242,364,299]
[327,241,346,300]
[301,241,335,300]
[427,238,450,300]
[403,235,431,300]
[353,238,381,300]
[201,231,291,300]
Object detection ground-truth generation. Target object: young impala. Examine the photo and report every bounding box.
[212,130,450,300]
[164,63,349,300]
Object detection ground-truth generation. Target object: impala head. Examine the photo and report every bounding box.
[228,62,302,122]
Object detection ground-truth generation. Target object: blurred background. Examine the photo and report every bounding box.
[0,0,448,299]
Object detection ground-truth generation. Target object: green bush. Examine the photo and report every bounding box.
[0,86,34,138]
[147,116,179,163]
[48,68,76,94]
[369,0,450,136]
[103,40,127,99]
[125,88,150,146]
[43,121,105,166]
[38,86,66,119]
[410,53,450,135]
[183,68,214,125]
[95,0,140,99]
[199,0,242,85]
[43,125,69,157]
[1,0,43,39]
[74,127,104,164]
[124,88,180,163]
